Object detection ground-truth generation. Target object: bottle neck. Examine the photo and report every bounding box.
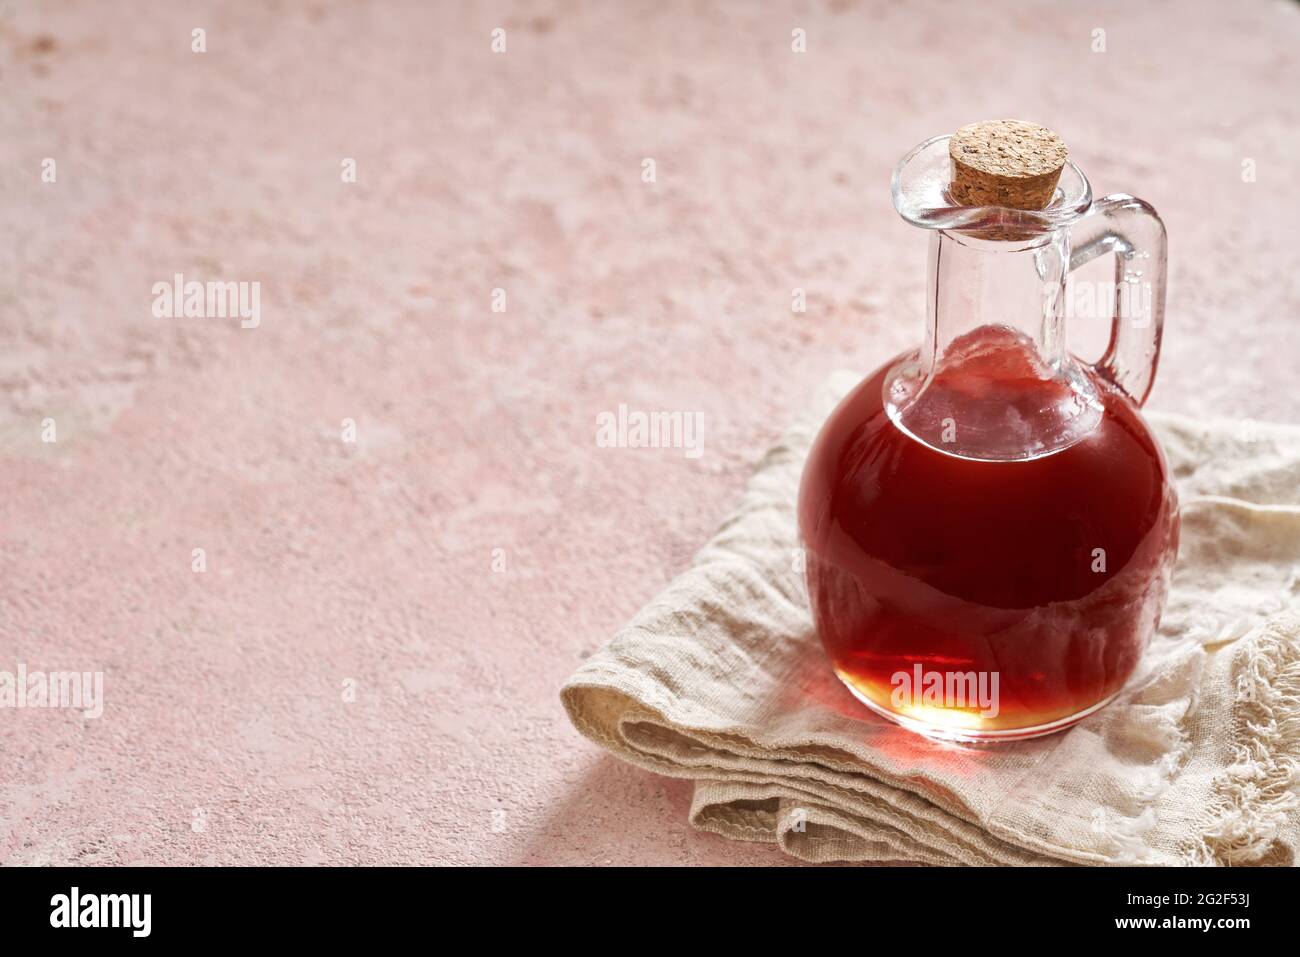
[924,229,1067,377]
[886,228,1103,461]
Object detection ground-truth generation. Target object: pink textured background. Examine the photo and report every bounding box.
[2,1,1299,865]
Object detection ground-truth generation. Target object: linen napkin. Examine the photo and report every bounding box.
[561,371,1300,866]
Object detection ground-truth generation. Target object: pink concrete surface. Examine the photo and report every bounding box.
[1,1,1298,866]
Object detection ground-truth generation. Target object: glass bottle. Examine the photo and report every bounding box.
[798,124,1180,742]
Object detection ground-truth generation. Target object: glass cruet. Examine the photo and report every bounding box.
[798,121,1180,742]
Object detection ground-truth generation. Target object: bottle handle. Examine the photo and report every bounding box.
[1066,195,1168,407]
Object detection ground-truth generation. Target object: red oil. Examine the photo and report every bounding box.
[798,332,1180,738]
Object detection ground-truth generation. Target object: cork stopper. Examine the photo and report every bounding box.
[948,120,1067,211]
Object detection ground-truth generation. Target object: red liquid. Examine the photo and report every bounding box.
[798,334,1179,738]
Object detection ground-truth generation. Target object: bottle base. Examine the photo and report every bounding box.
[835,668,1120,745]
